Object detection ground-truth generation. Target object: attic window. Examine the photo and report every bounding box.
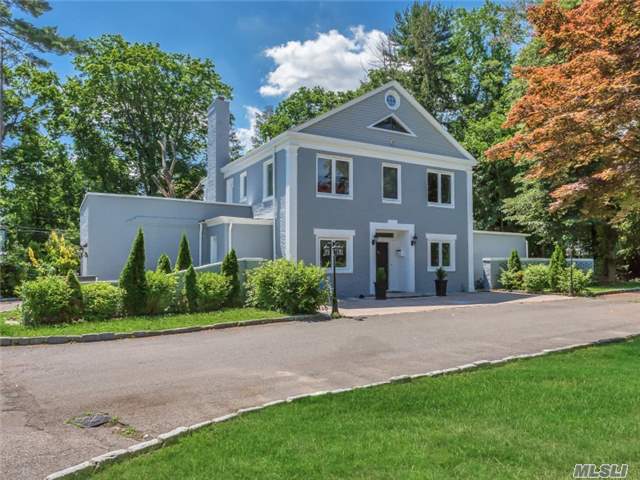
[369,115,414,136]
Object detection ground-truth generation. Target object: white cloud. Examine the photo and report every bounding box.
[235,105,262,152]
[259,26,388,97]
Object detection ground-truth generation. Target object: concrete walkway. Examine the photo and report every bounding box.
[1,292,639,479]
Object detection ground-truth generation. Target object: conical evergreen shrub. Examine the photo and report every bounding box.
[175,233,193,271]
[156,253,172,274]
[183,265,198,312]
[66,270,83,319]
[221,249,241,306]
[119,228,147,315]
[548,244,566,291]
[507,249,522,272]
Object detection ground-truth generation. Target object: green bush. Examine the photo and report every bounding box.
[245,259,329,314]
[183,265,198,312]
[66,270,84,320]
[558,267,593,295]
[119,228,147,315]
[499,269,524,290]
[197,272,231,311]
[548,244,566,291]
[221,249,241,306]
[145,270,178,315]
[175,233,193,271]
[19,276,72,325]
[82,283,123,321]
[156,253,172,274]
[507,249,522,272]
[523,265,549,293]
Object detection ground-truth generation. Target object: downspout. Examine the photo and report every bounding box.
[198,221,204,266]
[272,147,277,260]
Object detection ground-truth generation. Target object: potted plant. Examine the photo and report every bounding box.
[375,267,387,300]
[435,267,447,296]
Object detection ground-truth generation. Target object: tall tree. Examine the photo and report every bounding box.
[0,0,83,146]
[64,34,231,195]
[487,0,640,278]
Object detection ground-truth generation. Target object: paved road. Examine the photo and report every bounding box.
[1,293,639,479]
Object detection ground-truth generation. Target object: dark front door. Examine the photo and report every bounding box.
[376,242,389,290]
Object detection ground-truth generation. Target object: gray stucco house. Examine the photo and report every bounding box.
[80,81,527,297]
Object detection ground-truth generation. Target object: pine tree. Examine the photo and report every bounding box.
[175,233,192,271]
[221,249,240,306]
[119,228,147,315]
[156,253,172,274]
[507,249,522,272]
[66,269,83,319]
[548,244,566,291]
[183,265,198,312]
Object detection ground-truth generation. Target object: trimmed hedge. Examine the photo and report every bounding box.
[523,264,549,293]
[145,271,178,315]
[559,267,593,295]
[82,283,123,321]
[19,276,72,326]
[197,272,231,311]
[245,259,329,314]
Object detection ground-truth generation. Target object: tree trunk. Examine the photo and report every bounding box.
[594,222,618,282]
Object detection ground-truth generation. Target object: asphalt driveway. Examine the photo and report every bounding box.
[1,292,639,479]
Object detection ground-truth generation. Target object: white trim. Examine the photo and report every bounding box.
[369,221,415,295]
[315,153,353,200]
[225,177,234,203]
[381,162,402,204]
[426,168,455,208]
[80,192,249,212]
[262,157,274,202]
[314,228,355,274]
[209,235,218,264]
[384,89,401,110]
[473,230,529,237]
[204,216,273,227]
[239,171,248,203]
[367,114,416,137]
[286,144,299,261]
[426,233,457,272]
[467,170,475,291]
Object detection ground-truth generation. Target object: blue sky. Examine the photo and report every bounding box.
[35,1,487,149]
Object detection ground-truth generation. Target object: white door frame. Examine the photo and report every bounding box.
[369,220,415,295]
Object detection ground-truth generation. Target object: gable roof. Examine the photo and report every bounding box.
[291,80,475,162]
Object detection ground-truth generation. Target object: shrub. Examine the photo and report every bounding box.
[66,270,84,320]
[499,269,524,290]
[19,276,71,325]
[156,253,172,274]
[82,283,123,321]
[145,270,178,315]
[507,249,522,272]
[558,266,593,295]
[175,233,193,271]
[245,259,329,314]
[523,264,549,293]
[26,231,80,277]
[548,244,566,291]
[119,228,147,315]
[183,265,198,312]
[221,249,241,306]
[197,272,231,311]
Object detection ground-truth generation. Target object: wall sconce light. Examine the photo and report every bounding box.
[371,238,376,246]
[411,235,418,246]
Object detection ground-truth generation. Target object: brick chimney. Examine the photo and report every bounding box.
[205,96,230,202]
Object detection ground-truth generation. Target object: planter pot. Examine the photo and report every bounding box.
[435,279,448,296]
[374,282,387,300]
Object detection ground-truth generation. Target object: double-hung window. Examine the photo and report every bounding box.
[239,171,248,202]
[314,229,355,274]
[427,169,454,207]
[381,163,401,203]
[316,155,352,199]
[426,233,456,272]
[263,159,274,201]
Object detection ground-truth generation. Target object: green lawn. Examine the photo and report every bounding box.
[587,280,640,295]
[83,338,640,480]
[0,308,283,337]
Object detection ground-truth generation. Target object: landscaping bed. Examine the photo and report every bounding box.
[0,308,282,338]
[77,337,639,480]
[587,281,640,295]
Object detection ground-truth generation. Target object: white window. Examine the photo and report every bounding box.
[226,178,233,203]
[263,158,274,201]
[316,155,353,200]
[384,90,400,110]
[381,163,401,203]
[209,236,218,264]
[427,169,454,208]
[239,171,248,202]
[314,228,355,274]
[426,233,456,272]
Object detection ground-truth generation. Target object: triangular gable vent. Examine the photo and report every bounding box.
[369,115,414,136]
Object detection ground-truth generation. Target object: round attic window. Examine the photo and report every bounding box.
[384,90,400,110]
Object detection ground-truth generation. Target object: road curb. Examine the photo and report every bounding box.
[0,313,329,347]
[45,332,639,479]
